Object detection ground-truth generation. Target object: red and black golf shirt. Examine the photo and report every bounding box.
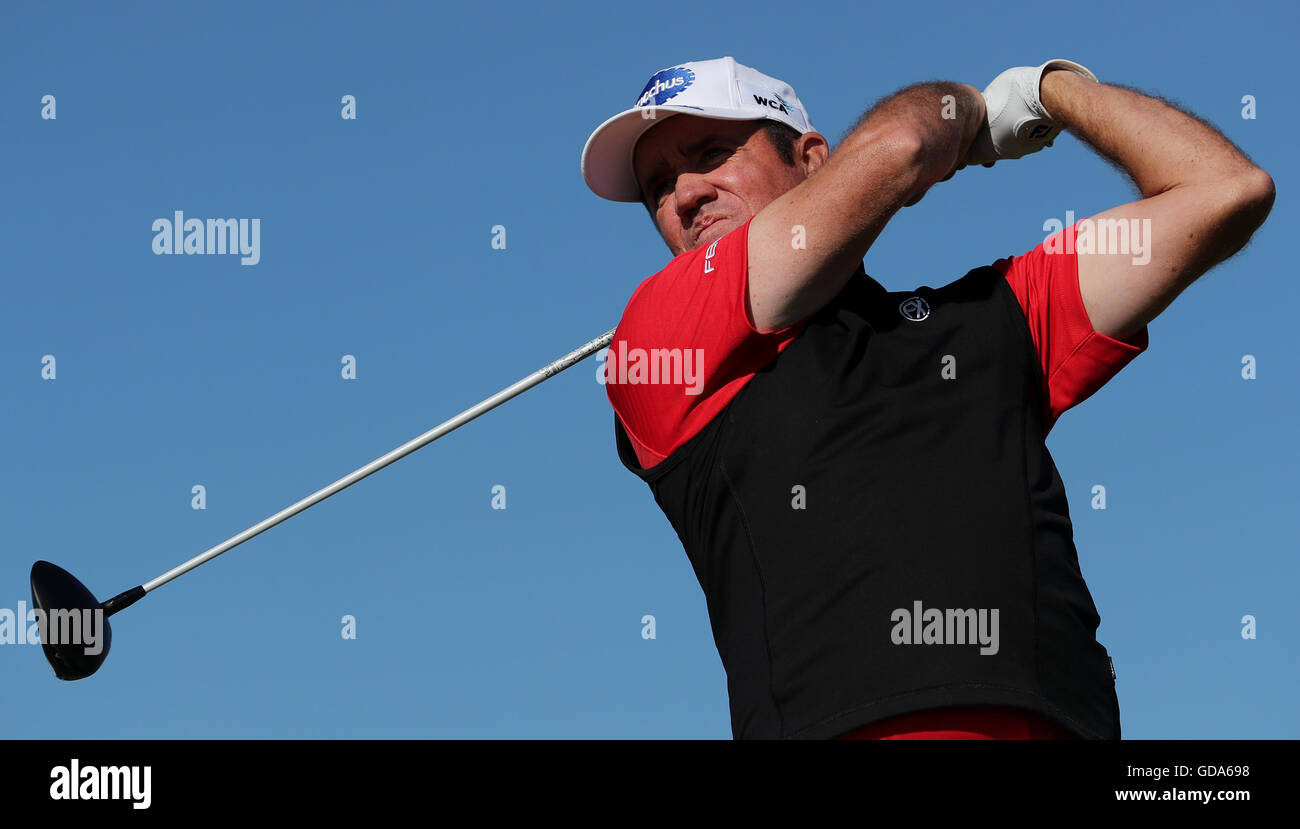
[606,216,1148,739]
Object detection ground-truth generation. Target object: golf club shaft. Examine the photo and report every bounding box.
[130,328,615,597]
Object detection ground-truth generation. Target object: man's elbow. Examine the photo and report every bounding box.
[1229,167,1276,229]
[1201,167,1275,260]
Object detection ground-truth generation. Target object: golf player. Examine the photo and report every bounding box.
[581,57,1273,739]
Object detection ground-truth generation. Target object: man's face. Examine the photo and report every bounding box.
[633,116,809,256]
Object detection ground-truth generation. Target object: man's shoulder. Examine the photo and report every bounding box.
[617,244,710,316]
[614,224,754,339]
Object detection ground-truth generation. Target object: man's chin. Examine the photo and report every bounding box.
[693,221,730,250]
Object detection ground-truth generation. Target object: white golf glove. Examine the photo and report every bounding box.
[965,59,1098,166]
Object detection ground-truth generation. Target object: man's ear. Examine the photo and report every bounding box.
[798,131,831,175]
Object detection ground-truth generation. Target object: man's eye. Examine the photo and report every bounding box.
[647,148,730,202]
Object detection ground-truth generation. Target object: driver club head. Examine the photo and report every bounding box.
[30,560,112,681]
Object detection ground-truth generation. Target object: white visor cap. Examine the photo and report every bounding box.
[581,56,816,203]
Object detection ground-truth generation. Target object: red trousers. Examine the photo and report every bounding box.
[836,706,1080,739]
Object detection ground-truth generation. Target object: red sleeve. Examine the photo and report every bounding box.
[606,216,803,469]
[993,220,1150,436]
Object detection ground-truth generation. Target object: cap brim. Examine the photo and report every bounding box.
[581,105,770,203]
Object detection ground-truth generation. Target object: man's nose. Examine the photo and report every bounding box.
[673,172,714,216]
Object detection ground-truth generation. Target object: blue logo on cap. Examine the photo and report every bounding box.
[636,67,695,108]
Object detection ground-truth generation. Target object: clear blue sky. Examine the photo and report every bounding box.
[2,0,1294,739]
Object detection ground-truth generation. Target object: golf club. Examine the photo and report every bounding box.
[30,328,616,680]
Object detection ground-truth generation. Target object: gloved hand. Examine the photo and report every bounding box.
[964,59,1098,166]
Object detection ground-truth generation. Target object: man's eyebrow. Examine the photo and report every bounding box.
[641,133,731,192]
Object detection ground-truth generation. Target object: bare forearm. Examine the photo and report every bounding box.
[840,81,986,205]
[745,82,983,332]
[1040,70,1264,195]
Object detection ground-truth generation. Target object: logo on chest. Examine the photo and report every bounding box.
[899,296,931,322]
[703,239,719,274]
